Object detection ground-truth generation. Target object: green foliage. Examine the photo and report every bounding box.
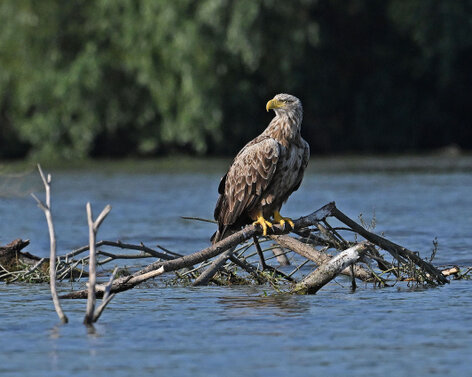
[0,0,471,159]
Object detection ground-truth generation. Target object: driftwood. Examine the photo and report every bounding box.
[330,207,449,284]
[272,247,291,266]
[58,201,450,299]
[60,203,335,298]
[4,187,461,309]
[293,243,369,294]
[193,247,236,286]
[0,239,48,282]
[270,234,375,282]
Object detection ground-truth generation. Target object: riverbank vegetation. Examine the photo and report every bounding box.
[1,1,471,160]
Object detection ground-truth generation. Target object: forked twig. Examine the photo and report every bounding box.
[83,203,112,325]
[93,267,118,322]
[31,164,68,324]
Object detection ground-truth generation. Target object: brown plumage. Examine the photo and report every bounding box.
[212,93,310,243]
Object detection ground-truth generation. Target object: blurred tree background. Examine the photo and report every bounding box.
[0,0,471,160]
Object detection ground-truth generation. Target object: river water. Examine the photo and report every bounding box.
[1,156,471,376]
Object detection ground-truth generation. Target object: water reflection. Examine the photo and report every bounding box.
[218,293,310,317]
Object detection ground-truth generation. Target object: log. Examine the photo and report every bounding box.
[271,247,291,266]
[0,239,88,281]
[270,235,374,282]
[0,239,37,270]
[0,239,48,281]
[441,266,460,277]
[292,243,369,294]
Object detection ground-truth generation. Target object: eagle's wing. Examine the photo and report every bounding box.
[215,137,280,227]
[291,139,310,193]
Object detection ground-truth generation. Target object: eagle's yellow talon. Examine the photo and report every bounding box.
[274,211,295,229]
[253,215,273,236]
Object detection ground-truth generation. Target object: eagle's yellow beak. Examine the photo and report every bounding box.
[266,98,284,112]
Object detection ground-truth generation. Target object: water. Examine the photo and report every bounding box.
[1,156,471,376]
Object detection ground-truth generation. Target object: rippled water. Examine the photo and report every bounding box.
[1,156,471,376]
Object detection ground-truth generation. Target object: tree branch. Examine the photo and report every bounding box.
[270,234,375,282]
[84,203,112,325]
[60,202,335,299]
[292,243,369,294]
[32,164,68,324]
[330,207,449,284]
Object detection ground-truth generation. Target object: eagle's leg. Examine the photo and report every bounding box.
[252,213,273,236]
[273,211,295,230]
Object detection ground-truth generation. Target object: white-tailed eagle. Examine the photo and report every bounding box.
[212,93,310,243]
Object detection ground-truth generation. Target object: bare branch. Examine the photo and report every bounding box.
[60,202,335,299]
[270,234,375,282]
[62,240,176,262]
[30,193,47,211]
[293,243,369,294]
[93,205,112,231]
[93,267,118,322]
[34,164,68,324]
[60,201,448,299]
[181,216,217,224]
[84,203,96,325]
[330,206,449,284]
[193,248,235,286]
[84,202,112,325]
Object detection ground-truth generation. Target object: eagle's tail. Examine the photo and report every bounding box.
[211,225,237,245]
[210,229,221,244]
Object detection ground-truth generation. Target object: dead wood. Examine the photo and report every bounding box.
[0,239,38,269]
[270,234,375,282]
[0,239,89,282]
[60,202,336,299]
[330,207,448,284]
[193,247,236,286]
[31,164,68,324]
[63,240,177,262]
[84,203,112,325]
[6,199,448,302]
[0,239,48,282]
[228,255,271,284]
[441,266,460,277]
[271,247,291,266]
[292,243,369,294]
[59,201,449,299]
[92,267,118,322]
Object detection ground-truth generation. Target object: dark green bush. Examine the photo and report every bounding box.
[1,0,471,159]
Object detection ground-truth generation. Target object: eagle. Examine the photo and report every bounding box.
[212,93,310,244]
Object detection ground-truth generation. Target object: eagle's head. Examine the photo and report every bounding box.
[266,93,302,117]
[266,93,303,127]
